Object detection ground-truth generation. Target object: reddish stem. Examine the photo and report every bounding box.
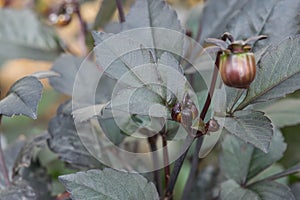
[181,51,221,198]
[73,1,88,55]
[116,0,125,23]
[200,52,221,121]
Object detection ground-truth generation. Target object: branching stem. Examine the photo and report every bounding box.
[165,50,221,199]
[181,51,221,198]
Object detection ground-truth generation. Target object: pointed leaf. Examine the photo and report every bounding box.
[224,110,273,153]
[220,134,254,184]
[0,9,61,65]
[199,0,299,50]
[237,36,300,110]
[49,54,114,104]
[230,0,300,50]
[0,76,43,119]
[225,0,279,42]
[220,180,296,200]
[220,129,286,185]
[49,55,83,96]
[106,53,187,117]
[93,32,189,117]
[158,52,183,75]
[49,101,136,170]
[123,0,182,32]
[47,101,102,169]
[107,86,165,117]
[92,32,156,87]
[157,52,187,100]
[220,180,259,200]
[247,129,286,180]
[198,0,249,44]
[249,181,295,200]
[121,0,184,59]
[93,0,185,54]
[261,98,300,128]
[59,168,159,200]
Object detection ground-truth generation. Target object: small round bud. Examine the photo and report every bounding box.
[219,51,256,89]
[205,33,267,89]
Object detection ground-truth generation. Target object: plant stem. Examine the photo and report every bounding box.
[164,134,194,199]
[74,1,88,56]
[181,137,204,199]
[200,52,220,120]
[181,51,221,198]
[164,52,220,198]
[0,115,10,187]
[161,132,170,187]
[116,0,125,23]
[147,135,161,196]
